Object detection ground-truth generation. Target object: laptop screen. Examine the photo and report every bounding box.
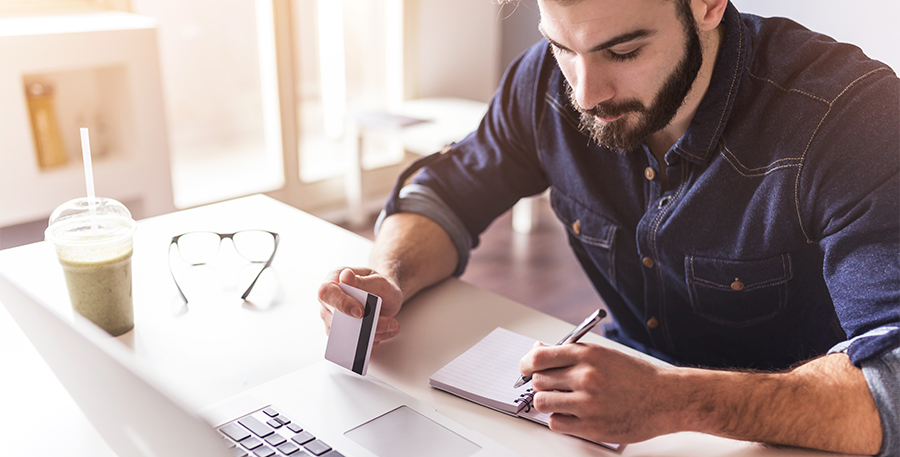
[0,272,231,457]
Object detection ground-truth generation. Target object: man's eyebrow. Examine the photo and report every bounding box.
[538,24,657,53]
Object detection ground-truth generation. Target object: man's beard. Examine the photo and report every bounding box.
[569,9,704,152]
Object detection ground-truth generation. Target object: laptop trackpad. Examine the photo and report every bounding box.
[345,405,481,457]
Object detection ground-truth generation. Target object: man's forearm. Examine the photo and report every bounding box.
[668,352,882,454]
[369,212,459,302]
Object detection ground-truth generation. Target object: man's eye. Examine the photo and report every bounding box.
[550,43,572,56]
[609,48,641,62]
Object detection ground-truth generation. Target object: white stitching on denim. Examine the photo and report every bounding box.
[746,72,831,105]
[792,67,890,243]
[721,140,802,169]
[747,67,890,109]
[688,254,793,290]
[720,143,802,177]
[537,79,552,170]
[553,190,615,247]
[704,20,744,158]
[675,145,706,162]
[829,67,890,105]
[793,118,822,242]
[579,232,614,248]
[607,225,616,288]
[544,93,566,114]
[545,92,581,131]
[554,200,617,282]
[652,161,688,349]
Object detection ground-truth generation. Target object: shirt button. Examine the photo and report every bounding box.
[731,279,745,291]
[644,167,656,181]
[641,257,655,268]
[572,219,581,235]
[646,317,659,329]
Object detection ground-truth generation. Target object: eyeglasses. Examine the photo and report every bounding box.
[168,230,280,303]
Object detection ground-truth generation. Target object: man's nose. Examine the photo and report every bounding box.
[573,57,615,110]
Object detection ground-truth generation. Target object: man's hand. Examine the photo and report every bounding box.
[317,213,459,346]
[318,267,404,344]
[519,342,882,454]
[519,342,678,444]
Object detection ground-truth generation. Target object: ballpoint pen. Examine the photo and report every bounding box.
[514,308,607,388]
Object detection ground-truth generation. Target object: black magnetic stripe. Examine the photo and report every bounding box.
[351,294,378,374]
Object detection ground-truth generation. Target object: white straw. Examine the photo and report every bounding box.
[80,128,98,236]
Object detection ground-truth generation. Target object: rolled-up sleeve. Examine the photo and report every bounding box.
[808,68,899,366]
[856,345,899,457]
[379,41,555,276]
[828,327,899,457]
[812,66,899,455]
[375,184,473,277]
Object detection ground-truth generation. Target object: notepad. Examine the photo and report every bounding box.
[429,327,622,452]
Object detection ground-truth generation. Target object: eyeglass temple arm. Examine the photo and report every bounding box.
[241,232,280,300]
[167,241,189,304]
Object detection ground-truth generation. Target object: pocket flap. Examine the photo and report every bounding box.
[550,190,617,248]
[686,254,793,291]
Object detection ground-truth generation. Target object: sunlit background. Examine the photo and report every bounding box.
[1,0,897,248]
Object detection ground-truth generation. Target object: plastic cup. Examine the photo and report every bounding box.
[45,197,138,336]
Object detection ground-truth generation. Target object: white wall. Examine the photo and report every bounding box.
[498,1,542,79]
[131,0,267,148]
[410,0,501,102]
[731,0,899,72]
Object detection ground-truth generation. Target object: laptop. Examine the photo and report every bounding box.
[0,272,520,457]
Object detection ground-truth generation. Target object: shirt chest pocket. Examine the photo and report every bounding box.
[685,254,793,328]
[550,190,619,288]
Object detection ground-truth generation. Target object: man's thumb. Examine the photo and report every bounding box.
[338,268,359,287]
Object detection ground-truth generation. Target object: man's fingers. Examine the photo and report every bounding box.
[338,267,358,289]
[546,411,584,436]
[374,316,400,342]
[318,275,364,318]
[375,316,398,335]
[318,304,333,333]
[520,343,583,377]
[530,367,571,392]
[339,267,398,306]
[532,390,583,416]
[319,266,403,344]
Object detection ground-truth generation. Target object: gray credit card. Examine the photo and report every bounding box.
[324,282,382,376]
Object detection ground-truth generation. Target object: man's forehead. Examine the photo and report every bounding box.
[537,0,677,21]
[535,0,673,7]
[537,0,679,44]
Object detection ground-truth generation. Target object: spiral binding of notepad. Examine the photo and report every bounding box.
[514,388,536,414]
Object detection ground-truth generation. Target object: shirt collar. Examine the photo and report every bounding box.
[672,2,749,165]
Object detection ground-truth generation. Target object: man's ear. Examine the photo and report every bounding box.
[693,0,729,32]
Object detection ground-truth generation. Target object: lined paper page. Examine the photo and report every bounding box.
[430,327,621,451]
[429,328,542,417]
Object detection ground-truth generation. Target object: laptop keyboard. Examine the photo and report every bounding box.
[219,406,345,457]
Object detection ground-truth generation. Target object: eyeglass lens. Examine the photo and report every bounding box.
[176,231,276,265]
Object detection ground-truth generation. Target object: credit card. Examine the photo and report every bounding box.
[324,282,382,376]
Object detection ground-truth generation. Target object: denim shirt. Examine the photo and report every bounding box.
[381,3,898,452]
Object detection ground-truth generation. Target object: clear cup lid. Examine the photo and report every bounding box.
[45,197,137,245]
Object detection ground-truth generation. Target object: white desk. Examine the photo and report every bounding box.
[0,195,826,456]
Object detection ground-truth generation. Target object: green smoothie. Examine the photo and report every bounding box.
[46,198,138,337]
[59,249,134,336]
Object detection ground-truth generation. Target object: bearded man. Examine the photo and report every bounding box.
[318,0,899,454]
